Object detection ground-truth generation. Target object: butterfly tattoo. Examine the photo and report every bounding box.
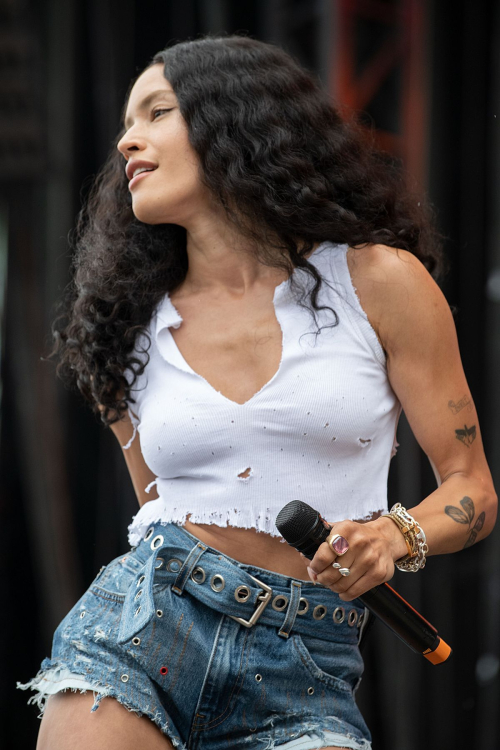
[455,424,476,448]
[444,496,485,549]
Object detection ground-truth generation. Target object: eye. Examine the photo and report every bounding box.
[152,108,173,120]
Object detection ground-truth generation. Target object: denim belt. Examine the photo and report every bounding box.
[117,524,365,646]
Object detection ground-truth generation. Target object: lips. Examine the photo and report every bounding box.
[125,159,158,182]
[128,169,156,190]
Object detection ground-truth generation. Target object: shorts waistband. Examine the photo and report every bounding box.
[116,522,365,646]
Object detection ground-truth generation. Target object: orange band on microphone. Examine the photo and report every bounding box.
[423,638,452,664]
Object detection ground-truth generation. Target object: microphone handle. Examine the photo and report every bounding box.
[358,584,438,654]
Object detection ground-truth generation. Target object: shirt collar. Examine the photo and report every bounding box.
[155,293,183,338]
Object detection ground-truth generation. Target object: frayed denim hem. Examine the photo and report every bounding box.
[16,663,187,749]
[268,726,371,749]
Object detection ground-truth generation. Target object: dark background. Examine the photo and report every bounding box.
[2,1,500,748]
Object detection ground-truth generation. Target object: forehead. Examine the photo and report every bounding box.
[124,64,176,119]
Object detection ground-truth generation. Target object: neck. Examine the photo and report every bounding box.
[181,213,319,297]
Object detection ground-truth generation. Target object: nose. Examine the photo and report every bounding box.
[116,128,146,158]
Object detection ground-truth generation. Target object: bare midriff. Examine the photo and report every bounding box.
[182,515,381,581]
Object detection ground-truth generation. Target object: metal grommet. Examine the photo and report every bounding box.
[191,566,206,584]
[255,674,263,682]
[132,637,141,646]
[156,609,163,617]
[357,613,364,629]
[234,585,251,603]
[134,605,141,617]
[166,558,182,573]
[121,674,129,683]
[210,574,225,592]
[297,597,309,616]
[333,606,345,624]
[307,687,315,695]
[348,610,358,627]
[271,595,289,612]
[136,575,145,587]
[150,534,164,550]
[134,589,143,601]
[144,527,154,542]
[312,604,327,621]
[155,557,164,570]
[79,611,86,619]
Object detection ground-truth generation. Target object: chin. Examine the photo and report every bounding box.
[131,200,166,225]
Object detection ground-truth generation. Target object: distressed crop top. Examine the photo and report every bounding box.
[124,241,401,547]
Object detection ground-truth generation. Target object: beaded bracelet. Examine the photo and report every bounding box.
[382,503,429,572]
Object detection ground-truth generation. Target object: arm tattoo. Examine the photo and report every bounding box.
[444,496,485,548]
[455,424,476,447]
[448,395,472,414]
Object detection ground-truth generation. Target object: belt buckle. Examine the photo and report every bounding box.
[229,574,272,628]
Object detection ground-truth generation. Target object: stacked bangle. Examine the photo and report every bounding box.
[382,503,429,572]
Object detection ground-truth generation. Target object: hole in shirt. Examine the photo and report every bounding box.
[358,438,372,446]
[237,467,253,480]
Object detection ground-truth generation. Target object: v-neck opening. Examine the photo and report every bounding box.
[154,241,329,407]
[159,278,291,407]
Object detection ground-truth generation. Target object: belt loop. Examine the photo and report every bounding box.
[172,542,208,595]
[278,581,301,639]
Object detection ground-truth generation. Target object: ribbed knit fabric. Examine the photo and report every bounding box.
[125,242,401,547]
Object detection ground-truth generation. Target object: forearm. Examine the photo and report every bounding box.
[372,472,497,562]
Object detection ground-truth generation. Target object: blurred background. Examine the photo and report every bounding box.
[1,0,500,747]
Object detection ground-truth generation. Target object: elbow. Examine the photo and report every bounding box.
[482,485,498,538]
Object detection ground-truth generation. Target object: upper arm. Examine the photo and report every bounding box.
[348,244,494,493]
[109,410,158,507]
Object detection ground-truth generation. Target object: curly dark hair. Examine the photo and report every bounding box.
[52,33,444,426]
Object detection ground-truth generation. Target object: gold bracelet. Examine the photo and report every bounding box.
[382,512,417,560]
[382,504,428,572]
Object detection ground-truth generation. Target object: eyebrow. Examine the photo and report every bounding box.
[124,89,175,128]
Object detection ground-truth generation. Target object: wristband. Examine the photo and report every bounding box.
[382,503,429,572]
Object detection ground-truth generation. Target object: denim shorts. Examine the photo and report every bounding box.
[17,522,371,750]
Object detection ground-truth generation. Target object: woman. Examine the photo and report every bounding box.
[18,35,497,750]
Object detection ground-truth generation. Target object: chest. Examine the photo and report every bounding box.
[168,289,284,405]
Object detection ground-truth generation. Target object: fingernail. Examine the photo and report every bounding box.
[307,566,317,582]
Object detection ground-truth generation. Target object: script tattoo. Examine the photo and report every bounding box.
[444,496,485,548]
[448,395,472,415]
[455,424,476,448]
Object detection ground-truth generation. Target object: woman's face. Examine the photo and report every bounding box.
[117,64,206,225]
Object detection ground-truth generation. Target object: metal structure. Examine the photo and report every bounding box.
[332,0,428,190]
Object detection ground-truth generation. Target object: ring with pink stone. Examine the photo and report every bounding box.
[327,534,349,556]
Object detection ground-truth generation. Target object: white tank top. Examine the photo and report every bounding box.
[124,241,401,547]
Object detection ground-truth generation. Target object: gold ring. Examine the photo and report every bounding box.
[327,534,349,556]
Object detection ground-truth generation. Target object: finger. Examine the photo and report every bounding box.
[314,556,359,593]
[330,551,356,577]
[338,562,393,601]
[309,523,357,574]
[308,541,339,575]
[306,566,318,583]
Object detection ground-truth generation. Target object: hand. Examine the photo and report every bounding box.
[304,516,408,601]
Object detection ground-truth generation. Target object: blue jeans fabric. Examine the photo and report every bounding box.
[17,523,371,750]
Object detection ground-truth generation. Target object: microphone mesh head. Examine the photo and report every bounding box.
[275,500,317,543]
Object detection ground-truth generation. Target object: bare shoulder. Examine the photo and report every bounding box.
[346,243,450,354]
[346,243,437,305]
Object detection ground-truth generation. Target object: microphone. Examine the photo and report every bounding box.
[275,500,452,665]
